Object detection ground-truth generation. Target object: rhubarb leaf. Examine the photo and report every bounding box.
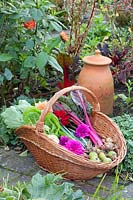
[27,173,83,200]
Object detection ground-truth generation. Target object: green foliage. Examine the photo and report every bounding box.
[0,114,12,144]
[125,80,133,104]
[58,95,92,122]
[112,114,133,172]
[1,100,31,129]
[0,0,63,104]
[0,170,130,200]
[44,112,64,136]
[92,167,128,200]
[23,106,41,125]
[0,53,13,62]
[82,13,111,54]
[0,173,83,200]
[114,80,133,114]
[0,100,31,144]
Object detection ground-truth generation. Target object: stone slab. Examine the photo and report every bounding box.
[0,147,132,199]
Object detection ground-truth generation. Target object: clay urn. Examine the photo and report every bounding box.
[78,50,114,115]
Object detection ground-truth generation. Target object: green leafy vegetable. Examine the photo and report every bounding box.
[45,113,65,136]
[1,100,31,129]
[1,106,24,129]
[0,100,32,144]
[16,100,31,112]
[23,106,41,125]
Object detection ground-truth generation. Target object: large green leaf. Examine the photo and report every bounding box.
[4,68,13,80]
[47,36,61,54]
[0,53,13,62]
[23,106,41,125]
[36,52,48,77]
[24,0,36,6]
[50,21,62,32]
[1,100,31,129]
[27,173,45,198]
[30,8,43,21]
[24,56,36,68]
[48,56,63,73]
[1,107,24,129]
[27,173,83,200]
[25,39,34,50]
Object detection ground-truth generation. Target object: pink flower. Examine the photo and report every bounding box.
[59,136,69,146]
[75,123,90,138]
[65,139,85,155]
[60,136,85,155]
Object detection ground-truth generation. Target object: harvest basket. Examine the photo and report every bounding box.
[16,86,127,180]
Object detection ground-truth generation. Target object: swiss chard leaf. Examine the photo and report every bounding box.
[70,90,87,110]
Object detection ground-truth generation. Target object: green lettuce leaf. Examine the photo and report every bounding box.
[23,106,41,125]
[45,113,64,136]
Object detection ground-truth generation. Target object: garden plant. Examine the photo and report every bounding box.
[0,0,133,199]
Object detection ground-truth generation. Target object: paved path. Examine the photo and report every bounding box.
[0,147,132,199]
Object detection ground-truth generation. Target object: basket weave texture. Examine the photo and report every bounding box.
[16,86,127,180]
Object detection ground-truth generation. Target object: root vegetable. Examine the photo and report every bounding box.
[104,142,114,150]
[98,152,106,161]
[105,137,113,143]
[107,151,117,160]
[103,157,112,163]
[90,156,101,162]
[89,151,98,159]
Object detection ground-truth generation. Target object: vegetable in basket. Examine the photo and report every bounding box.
[53,89,103,146]
[51,90,119,162]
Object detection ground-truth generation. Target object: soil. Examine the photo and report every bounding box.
[113,82,133,116]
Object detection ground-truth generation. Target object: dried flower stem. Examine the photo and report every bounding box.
[75,0,96,56]
[74,0,84,49]
[65,0,96,57]
[69,0,75,51]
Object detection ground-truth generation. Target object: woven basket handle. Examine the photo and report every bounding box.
[36,86,100,132]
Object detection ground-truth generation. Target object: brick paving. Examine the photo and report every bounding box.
[0,147,132,199]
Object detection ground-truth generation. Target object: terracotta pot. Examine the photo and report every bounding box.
[78,50,114,115]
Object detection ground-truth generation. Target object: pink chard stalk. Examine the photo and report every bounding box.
[70,90,103,146]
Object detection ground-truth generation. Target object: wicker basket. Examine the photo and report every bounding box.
[15,86,127,180]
